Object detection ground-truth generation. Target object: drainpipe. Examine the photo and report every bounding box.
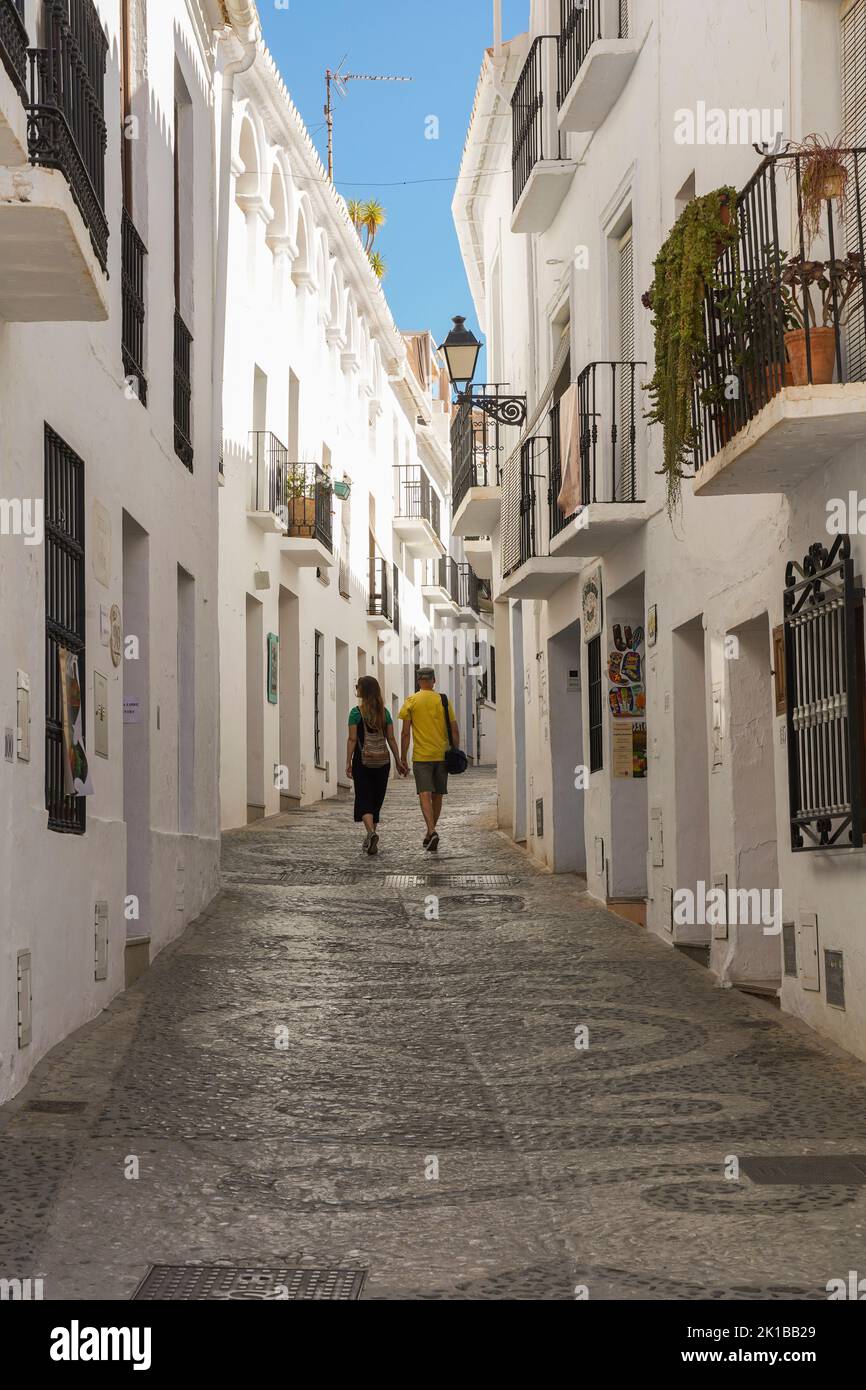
[213,1,260,479]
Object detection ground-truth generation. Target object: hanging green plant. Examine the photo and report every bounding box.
[643,187,738,516]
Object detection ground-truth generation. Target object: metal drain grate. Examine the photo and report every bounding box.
[26,1100,87,1114]
[740,1155,866,1185]
[132,1265,367,1301]
[384,873,522,889]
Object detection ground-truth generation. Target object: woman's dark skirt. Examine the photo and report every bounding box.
[353,749,391,824]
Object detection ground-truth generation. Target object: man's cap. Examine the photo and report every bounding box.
[417,666,436,681]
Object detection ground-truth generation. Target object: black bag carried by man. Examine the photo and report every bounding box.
[441,693,468,774]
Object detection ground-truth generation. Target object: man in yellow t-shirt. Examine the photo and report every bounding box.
[399,668,459,852]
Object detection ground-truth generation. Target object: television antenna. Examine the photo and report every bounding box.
[325,59,413,182]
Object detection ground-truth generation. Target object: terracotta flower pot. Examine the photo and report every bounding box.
[288,496,316,537]
[819,165,846,201]
[784,327,837,386]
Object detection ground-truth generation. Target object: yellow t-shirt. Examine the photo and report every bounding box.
[399,690,457,763]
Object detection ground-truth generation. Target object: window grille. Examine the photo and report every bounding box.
[588,635,604,773]
[45,425,86,834]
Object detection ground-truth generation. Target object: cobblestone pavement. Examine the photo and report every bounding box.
[3,767,866,1300]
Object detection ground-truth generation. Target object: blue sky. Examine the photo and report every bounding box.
[259,1,527,354]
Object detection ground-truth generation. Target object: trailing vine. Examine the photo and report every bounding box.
[643,187,738,516]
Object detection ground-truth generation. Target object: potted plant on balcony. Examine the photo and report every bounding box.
[643,186,739,515]
[780,251,864,384]
[287,468,316,537]
[788,134,849,251]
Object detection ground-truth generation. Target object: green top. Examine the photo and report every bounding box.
[349,706,393,727]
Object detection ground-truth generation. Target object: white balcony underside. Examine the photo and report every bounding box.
[0,165,108,321]
[248,510,286,534]
[463,537,493,579]
[498,557,578,600]
[557,41,641,134]
[510,159,577,234]
[549,502,648,556]
[452,486,501,537]
[421,585,458,613]
[393,514,446,559]
[367,612,394,631]
[280,535,334,567]
[693,386,866,496]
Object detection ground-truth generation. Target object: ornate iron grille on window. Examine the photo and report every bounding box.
[783,533,865,851]
[693,147,866,468]
[451,392,503,516]
[45,425,86,834]
[512,35,561,210]
[121,208,147,404]
[588,634,604,773]
[27,0,109,270]
[0,0,29,99]
[173,308,193,469]
[558,0,626,112]
[250,431,288,516]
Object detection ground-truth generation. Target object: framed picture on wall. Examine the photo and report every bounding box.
[267,633,279,705]
[647,604,658,648]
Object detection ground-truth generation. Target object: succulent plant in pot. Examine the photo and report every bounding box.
[780,251,865,384]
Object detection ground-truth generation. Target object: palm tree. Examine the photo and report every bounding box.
[346,199,364,236]
[360,199,386,252]
[368,251,387,280]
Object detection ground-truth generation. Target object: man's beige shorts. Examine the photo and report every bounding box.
[412,761,449,795]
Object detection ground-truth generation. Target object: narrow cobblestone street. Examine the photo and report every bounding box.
[3,768,866,1301]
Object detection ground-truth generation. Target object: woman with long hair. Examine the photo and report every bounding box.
[346,675,407,854]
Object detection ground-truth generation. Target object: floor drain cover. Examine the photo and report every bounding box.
[740,1155,866,1185]
[132,1266,367,1301]
[384,873,521,888]
[26,1100,87,1114]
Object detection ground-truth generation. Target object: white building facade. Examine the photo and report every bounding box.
[0,0,251,1104]
[454,0,866,1058]
[215,39,491,826]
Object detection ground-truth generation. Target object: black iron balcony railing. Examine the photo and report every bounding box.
[368,556,392,622]
[576,359,645,505]
[693,148,866,469]
[121,209,147,405]
[173,308,193,470]
[512,34,562,209]
[392,561,400,636]
[1,0,28,99]
[558,0,628,112]
[451,388,504,514]
[27,0,109,271]
[394,464,441,538]
[423,556,460,604]
[249,431,288,516]
[286,462,333,550]
[458,562,480,614]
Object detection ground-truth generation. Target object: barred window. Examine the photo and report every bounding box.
[784,534,865,850]
[45,426,86,834]
[588,635,604,773]
[314,630,324,767]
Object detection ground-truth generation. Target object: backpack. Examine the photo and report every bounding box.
[357,712,390,768]
[440,694,468,774]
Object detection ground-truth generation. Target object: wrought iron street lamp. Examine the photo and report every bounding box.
[439,316,527,427]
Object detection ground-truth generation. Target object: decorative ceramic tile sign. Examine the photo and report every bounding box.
[581,567,602,642]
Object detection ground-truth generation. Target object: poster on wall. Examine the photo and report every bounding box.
[267,633,279,705]
[611,720,648,779]
[58,646,94,797]
[608,623,647,779]
[581,567,603,642]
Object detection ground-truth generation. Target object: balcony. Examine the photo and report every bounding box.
[691,148,866,497]
[392,463,445,559]
[451,391,506,536]
[499,436,577,599]
[422,556,460,613]
[281,462,334,566]
[247,431,288,533]
[548,361,648,556]
[173,308,193,470]
[0,0,28,163]
[0,0,109,321]
[557,0,639,135]
[456,562,481,623]
[510,35,576,235]
[368,555,393,629]
[463,535,493,580]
